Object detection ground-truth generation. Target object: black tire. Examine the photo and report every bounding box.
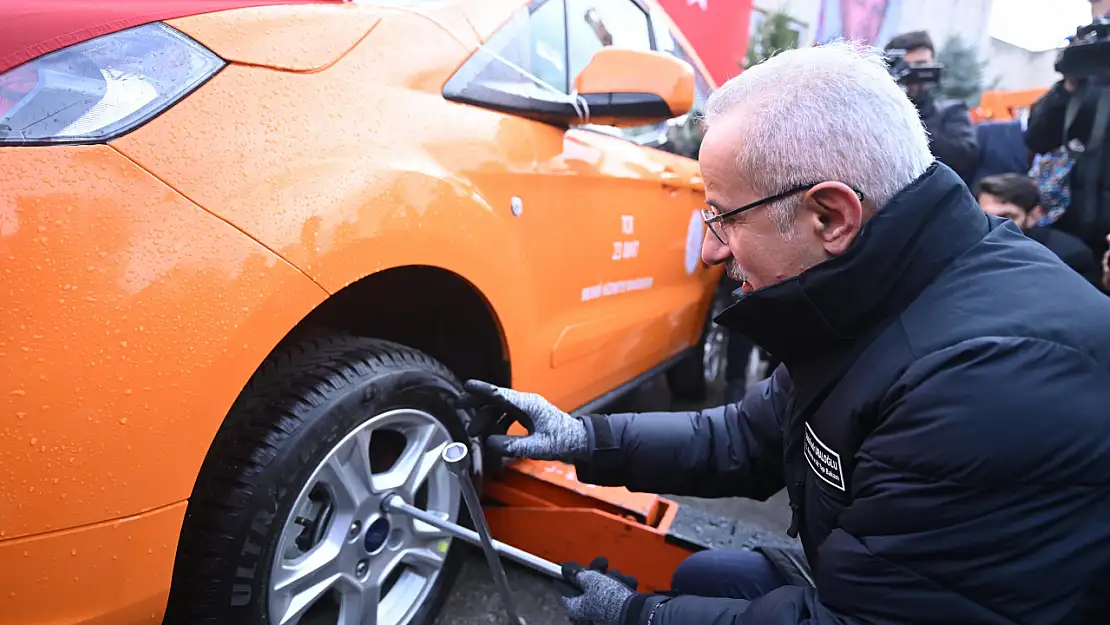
[164,334,471,625]
[665,290,732,402]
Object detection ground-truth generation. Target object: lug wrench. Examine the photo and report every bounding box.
[381,491,563,579]
[382,442,560,624]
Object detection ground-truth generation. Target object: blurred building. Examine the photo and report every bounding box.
[748,0,994,53]
[745,0,1067,91]
[660,0,1063,92]
[986,38,1060,92]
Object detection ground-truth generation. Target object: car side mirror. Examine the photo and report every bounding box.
[573,48,696,128]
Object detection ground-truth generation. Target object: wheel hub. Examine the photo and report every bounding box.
[363,516,391,554]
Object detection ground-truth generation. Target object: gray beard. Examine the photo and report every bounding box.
[726,259,747,284]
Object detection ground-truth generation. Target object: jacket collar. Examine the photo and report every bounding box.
[714,163,991,365]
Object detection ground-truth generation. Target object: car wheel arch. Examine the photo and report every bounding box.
[189,262,513,469]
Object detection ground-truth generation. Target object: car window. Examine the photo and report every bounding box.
[565,0,652,89]
[440,0,572,113]
[443,0,713,137]
[529,0,569,93]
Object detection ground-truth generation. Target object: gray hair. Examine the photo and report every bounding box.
[704,40,934,236]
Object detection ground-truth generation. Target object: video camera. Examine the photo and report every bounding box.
[884,49,943,86]
[1056,15,1110,82]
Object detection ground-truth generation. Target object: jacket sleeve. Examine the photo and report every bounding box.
[573,365,790,500]
[928,101,980,182]
[634,337,1110,625]
[1024,80,1096,155]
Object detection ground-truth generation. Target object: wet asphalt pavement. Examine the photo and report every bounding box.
[433,375,792,625]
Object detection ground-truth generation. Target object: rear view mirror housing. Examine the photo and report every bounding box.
[442,42,696,128]
[573,48,696,128]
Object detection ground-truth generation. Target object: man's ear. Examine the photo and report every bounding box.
[1030,205,1047,224]
[805,182,864,256]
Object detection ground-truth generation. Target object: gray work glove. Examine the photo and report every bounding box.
[558,557,639,625]
[457,380,588,461]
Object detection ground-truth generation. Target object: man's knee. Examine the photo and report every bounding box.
[671,549,787,601]
[671,550,722,592]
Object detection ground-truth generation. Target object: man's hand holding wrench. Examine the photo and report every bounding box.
[453,380,652,625]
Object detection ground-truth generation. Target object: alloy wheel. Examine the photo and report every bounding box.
[268,409,461,625]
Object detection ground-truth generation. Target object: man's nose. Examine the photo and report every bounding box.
[701,229,732,266]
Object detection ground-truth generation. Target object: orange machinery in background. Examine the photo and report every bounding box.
[972,88,1048,124]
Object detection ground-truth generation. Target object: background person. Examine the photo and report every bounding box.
[1024,0,1110,262]
[884,30,981,184]
[969,115,1036,190]
[976,173,1102,285]
[462,40,1110,625]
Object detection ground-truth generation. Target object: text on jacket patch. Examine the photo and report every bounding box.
[804,422,846,491]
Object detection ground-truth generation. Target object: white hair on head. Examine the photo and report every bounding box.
[704,39,934,236]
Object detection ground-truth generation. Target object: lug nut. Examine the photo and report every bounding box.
[348,521,361,539]
[355,559,369,578]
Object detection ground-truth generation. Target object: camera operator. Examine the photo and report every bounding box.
[1024,0,1110,261]
[884,31,980,185]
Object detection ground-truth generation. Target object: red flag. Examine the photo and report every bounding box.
[655,0,754,86]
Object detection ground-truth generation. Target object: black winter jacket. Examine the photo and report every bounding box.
[575,164,1110,625]
[917,94,980,185]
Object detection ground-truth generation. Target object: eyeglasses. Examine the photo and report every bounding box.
[700,184,864,245]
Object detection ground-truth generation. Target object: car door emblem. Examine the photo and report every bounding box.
[685,209,704,275]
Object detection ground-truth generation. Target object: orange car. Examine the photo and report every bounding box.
[0,0,723,623]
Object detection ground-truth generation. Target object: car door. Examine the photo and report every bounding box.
[437,0,634,408]
[601,7,722,364]
[544,0,720,384]
[526,0,695,401]
[438,0,712,407]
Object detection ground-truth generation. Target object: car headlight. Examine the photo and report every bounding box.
[0,22,225,146]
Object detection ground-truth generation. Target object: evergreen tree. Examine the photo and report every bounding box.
[936,34,996,105]
[745,8,801,69]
